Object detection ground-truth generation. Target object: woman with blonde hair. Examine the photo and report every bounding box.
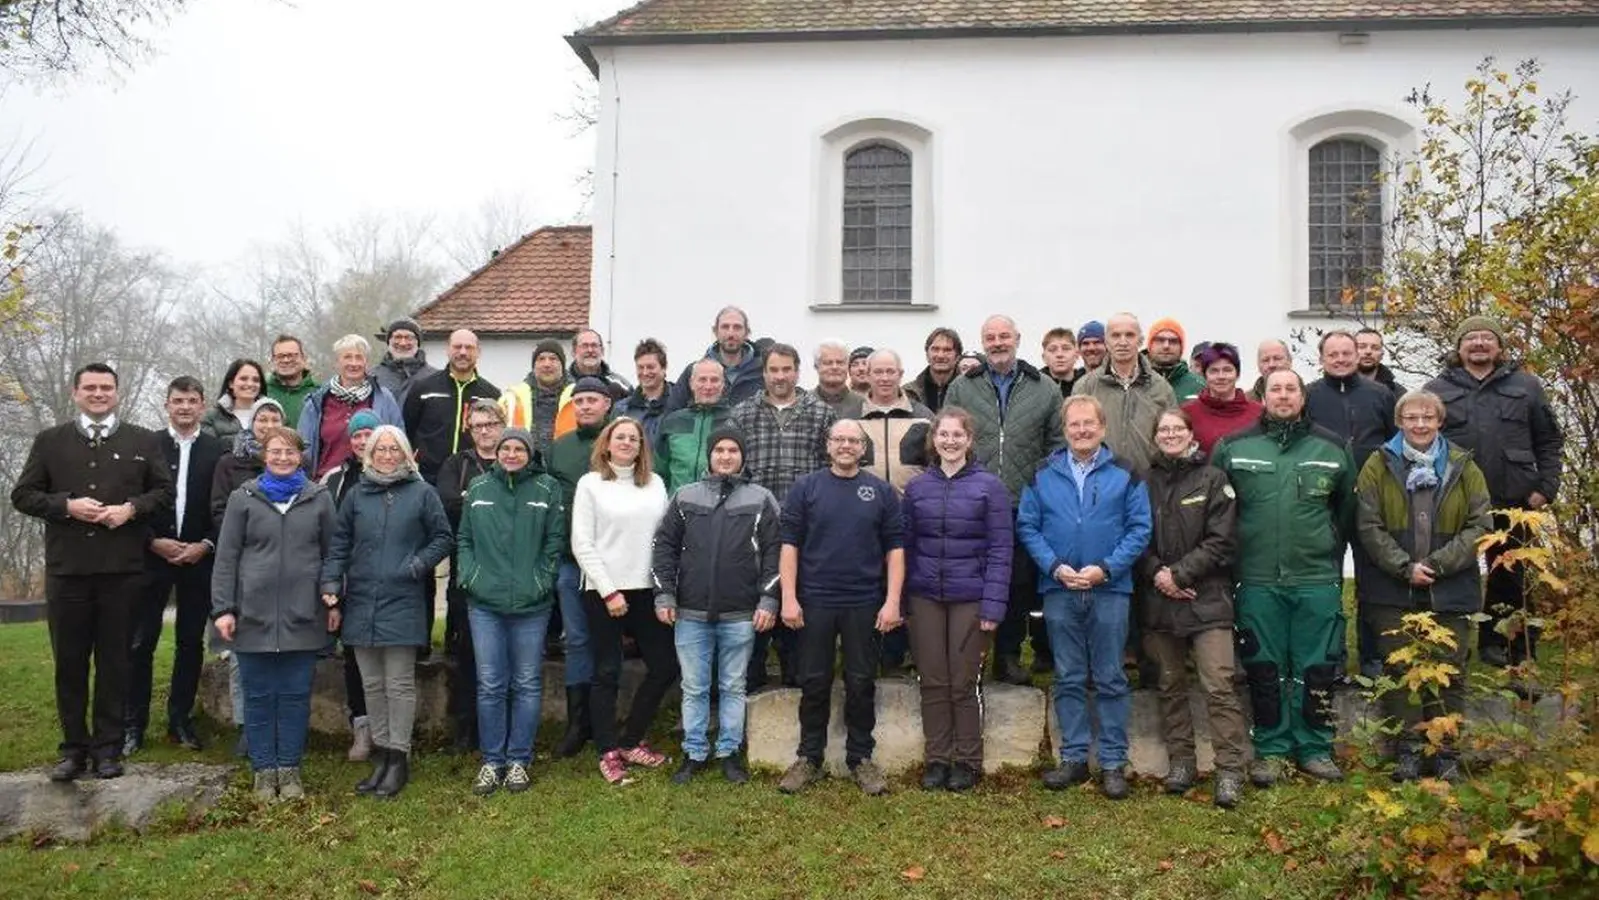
[321,425,453,798]
[571,416,675,783]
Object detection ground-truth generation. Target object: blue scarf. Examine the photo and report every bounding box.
[257,469,309,504]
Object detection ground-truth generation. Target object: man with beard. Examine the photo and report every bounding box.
[615,338,675,441]
[567,329,633,401]
[669,306,765,409]
[903,327,961,413]
[1355,328,1399,393]
[848,347,874,395]
[812,340,865,419]
[499,341,572,455]
[1076,321,1107,373]
[371,318,437,406]
[404,329,501,484]
[1145,318,1206,402]
[264,334,318,429]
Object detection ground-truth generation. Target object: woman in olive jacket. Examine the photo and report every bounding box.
[321,426,453,799]
[1138,408,1249,809]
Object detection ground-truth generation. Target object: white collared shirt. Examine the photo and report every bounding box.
[79,413,119,438]
[168,425,199,533]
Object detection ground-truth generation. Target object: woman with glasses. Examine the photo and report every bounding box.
[1138,408,1249,809]
[1181,343,1262,455]
[1354,390,1491,784]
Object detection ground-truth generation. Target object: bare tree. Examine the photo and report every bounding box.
[0,0,188,80]
[438,193,540,274]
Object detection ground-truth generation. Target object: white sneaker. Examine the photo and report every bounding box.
[472,764,501,796]
[504,762,531,793]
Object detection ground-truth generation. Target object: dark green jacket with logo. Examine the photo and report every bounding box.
[455,461,566,615]
[1354,438,1491,613]
[654,402,731,494]
[1212,415,1356,587]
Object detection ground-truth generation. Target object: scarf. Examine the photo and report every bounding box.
[233,429,262,460]
[328,378,374,404]
[361,466,415,488]
[257,469,309,504]
[1402,437,1443,493]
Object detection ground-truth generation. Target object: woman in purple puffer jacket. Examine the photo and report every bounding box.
[902,406,1014,793]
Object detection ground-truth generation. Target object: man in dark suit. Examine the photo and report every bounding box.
[11,362,174,780]
[124,376,225,755]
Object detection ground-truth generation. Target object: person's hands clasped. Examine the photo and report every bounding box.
[97,502,135,530]
[1408,563,1437,587]
[1061,565,1107,592]
[67,497,105,523]
[172,541,210,566]
[1154,567,1197,601]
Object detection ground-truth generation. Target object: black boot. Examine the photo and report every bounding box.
[374,750,409,799]
[557,685,592,758]
[356,747,390,795]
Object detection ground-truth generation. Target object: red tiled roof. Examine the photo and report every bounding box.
[574,0,1599,39]
[415,226,591,337]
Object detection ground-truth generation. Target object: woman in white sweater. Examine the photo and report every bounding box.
[571,416,675,784]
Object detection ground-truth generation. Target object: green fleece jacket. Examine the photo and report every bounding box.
[1212,415,1356,587]
[455,462,566,614]
[655,402,731,494]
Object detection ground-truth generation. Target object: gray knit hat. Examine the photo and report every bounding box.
[1454,315,1506,347]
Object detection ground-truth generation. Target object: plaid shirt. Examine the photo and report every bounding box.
[728,390,836,502]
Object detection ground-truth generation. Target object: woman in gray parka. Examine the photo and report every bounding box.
[212,426,337,803]
[321,425,453,799]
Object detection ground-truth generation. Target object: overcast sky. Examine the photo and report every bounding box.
[0,0,627,270]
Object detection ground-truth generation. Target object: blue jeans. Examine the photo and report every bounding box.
[470,605,552,768]
[557,561,592,686]
[675,618,757,761]
[234,650,317,772]
[1042,589,1131,768]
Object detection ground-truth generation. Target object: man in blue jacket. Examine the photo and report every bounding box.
[1019,395,1152,800]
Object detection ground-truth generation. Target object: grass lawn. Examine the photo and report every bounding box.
[0,621,1373,899]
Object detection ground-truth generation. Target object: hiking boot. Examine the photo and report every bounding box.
[620,743,668,768]
[778,758,822,794]
[1213,770,1245,809]
[672,757,707,786]
[49,755,89,783]
[599,750,629,785]
[1298,757,1344,782]
[252,768,277,801]
[1391,748,1423,783]
[347,716,372,762]
[1434,755,1463,784]
[921,761,950,792]
[356,747,390,795]
[471,764,501,796]
[1249,757,1285,789]
[1164,759,1198,795]
[1100,765,1130,800]
[720,754,750,785]
[946,763,979,793]
[276,767,305,801]
[557,685,592,758]
[503,762,530,794]
[1042,760,1091,790]
[94,757,124,779]
[374,751,409,799]
[995,655,1031,686]
[852,759,889,796]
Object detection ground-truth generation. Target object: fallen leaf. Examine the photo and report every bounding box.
[1284,858,1300,872]
[357,880,379,895]
[900,865,926,882]
[63,864,80,875]
[1049,850,1067,860]
[1157,860,1174,872]
[1262,829,1289,855]
[1042,815,1068,829]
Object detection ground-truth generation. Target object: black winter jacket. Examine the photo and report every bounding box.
[1425,363,1563,507]
[651,474,781,622]
[1136,450,1238,637]
[402,369,500,483]
[1305,372,1396,469]
[435,449,495,531]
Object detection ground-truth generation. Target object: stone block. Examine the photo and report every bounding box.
[746,678,1048,776]
[0,763,233,842]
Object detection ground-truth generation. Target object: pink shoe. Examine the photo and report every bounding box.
[619,743,668,768]
[599,750,629,784]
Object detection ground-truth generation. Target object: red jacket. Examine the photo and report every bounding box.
[1182,391,1262,456]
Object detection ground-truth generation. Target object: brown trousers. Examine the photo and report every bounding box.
[1143,627,1249,773]
[906,597,986,767]
[1365,605,1471,752]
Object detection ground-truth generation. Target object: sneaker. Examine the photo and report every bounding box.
[472,764,501,796]
[252,768,277,801]
[921,761,950,791]
[619,743,668,768]
[720,754,750,785]
[946,762,979,793]
[1213,770,1245,809]
[1297,756,1344,782]
[672,757,707,786]
[777,758,822,794]
[1100,765,1130,800]
[852,759,889,796]
[600,750,630,785]
[1249,757,1285,789]
[1391,749,1422,783]
[1042,760,1091,790]
[1164,759,1197,795]
[276,767,305,801]
[503,762,531,793]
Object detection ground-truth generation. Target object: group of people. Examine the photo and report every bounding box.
[11,304,1561,809]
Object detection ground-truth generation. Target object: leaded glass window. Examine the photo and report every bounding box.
[1308,138,1384,309]
[842,142,912,304]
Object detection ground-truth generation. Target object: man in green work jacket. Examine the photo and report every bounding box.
[1212,368,1355,788]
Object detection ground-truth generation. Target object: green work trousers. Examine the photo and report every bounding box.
[1235,583,1345,762]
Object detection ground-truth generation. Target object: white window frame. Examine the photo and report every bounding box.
[811,117,935,310]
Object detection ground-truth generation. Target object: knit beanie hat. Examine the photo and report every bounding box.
[497,428,536,457]
[383,318,422,341]
[706,426,746,466]
[1454,315,1506,347]
[570,376,610,399]
[532,339,566,367]
[1147,317,1187,351]
[1196,342,1242,375]
[347,409,382,437]
[251,397,286,421]
[1077,321,1106,343]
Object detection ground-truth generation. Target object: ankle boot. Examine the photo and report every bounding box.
[374,750,409,799]
[557,685,593,758]
[356,747,390,795]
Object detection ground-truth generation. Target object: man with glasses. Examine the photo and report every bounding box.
[265,334,319,429]
[404,329,501,484]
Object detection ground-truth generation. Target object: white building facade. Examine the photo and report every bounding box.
[571,8,1599,379]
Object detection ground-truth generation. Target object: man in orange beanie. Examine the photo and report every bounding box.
[1146,318,1205,402]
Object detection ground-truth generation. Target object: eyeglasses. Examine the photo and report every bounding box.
[828,436,864,445]
[1155,426,1191,436]
[468,422,502,432]
[1400,414,1439,424]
